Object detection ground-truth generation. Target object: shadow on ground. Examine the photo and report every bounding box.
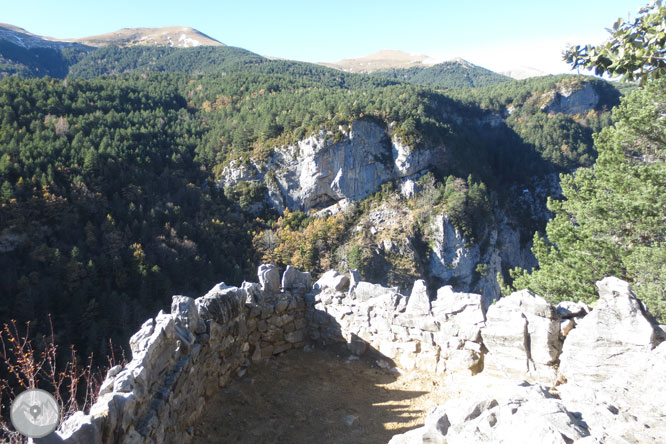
[190,344,433,444]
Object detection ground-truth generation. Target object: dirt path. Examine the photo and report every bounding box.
[191,345,450,444]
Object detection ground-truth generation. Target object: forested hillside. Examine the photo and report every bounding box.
[372,60,512,89]
[0,22,627,363]
[0,68,622,360]
[0,75,256,356]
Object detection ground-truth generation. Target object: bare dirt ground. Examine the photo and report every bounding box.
[191,345,451,444]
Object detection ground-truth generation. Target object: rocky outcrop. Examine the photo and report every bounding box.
[313,269,349,292]
[482,289,562,384]
[543,82,600,115]
[559,277,662,384]
[427,210,534,307]
[281,265,311,293]
[221,119,441,212]
[389,380,589,444]
[257,263,280,294]
[556,277,666,443]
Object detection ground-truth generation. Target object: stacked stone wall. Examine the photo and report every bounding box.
[57,266,307,444]
[55,266,666,444]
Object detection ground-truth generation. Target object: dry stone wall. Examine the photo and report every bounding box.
[306,273,486,375]
[57,270,307,444]
[55,266,666,444]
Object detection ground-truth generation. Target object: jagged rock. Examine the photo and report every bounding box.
[543,82,600,115]
[482,289,562,383]
[313,269,349,292]
[558,341,666,443]
[98,364,123,396]
[556,300,589,319]
[241,281,262,303]
[559,277,662,385]
[258,264,281,294]
[432,288,485,326]
[389,382,589,444]
[281,265,312,292]
[560,319,575,337]
[196,285,244,325]
[171,295,200,333]
[405,279,430,315]
[57,411,102,443]
[352,281,399,303]
[348,269,361,293]
[428,214,479,292]
[555,278,666,443]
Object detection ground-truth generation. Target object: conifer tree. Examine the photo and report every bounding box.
[513,2,666,320]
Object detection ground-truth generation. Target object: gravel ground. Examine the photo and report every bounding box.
[191,345,450,444]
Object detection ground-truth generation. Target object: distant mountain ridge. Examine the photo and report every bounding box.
[0,24,534,87]
[0,23,228,78]
[322,50,514,89]
[0,23,223,48]
[320,50,435,73]
[69,26,224,48]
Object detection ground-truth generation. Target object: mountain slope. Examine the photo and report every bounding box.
[0,24,89,78]
[0,24,224,78]
[69,26,224,48]
[322,50,512,89]
[372,59,513,89]
[321,50,433,72]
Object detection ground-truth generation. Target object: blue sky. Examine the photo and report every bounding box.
[2,0,649,74]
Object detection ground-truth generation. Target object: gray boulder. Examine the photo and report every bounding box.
[257,264,280,294]
[432,288,485,326]
[559,342,666,443]
[556,300,590,319]
[405,279,430,315]
[482,289,562,383]
[241,281,262,303]
[559,277,662,385]
[389,382,589,444]
[352,281,400,304]
[348,269,362,294]
[281,265,312,292]
[196,285,244,325]
[556,278,665,443]
[313,269,349,292]
[171,295,201,333]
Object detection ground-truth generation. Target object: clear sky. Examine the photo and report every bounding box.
[2,0,649,74]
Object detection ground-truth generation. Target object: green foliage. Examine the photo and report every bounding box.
[67,46,266,79]
[373,61,513,89]
[225,181,267,209]
[564,1,666,84]
[0,74,256,357]
[440,175,492,242]
[0,40,89,79]
[511,79,666,320]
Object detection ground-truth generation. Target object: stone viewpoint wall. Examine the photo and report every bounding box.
[56,264,309,444]
[56,266,666,444]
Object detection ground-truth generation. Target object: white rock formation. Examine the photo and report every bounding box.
[221,119,437,212]
[482,289,562,384]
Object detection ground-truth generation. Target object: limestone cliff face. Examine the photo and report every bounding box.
[542,82,600,115]
[222,119,438,212]
[427,210,536,307]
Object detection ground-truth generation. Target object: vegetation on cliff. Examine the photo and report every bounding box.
[511,2,666,321]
